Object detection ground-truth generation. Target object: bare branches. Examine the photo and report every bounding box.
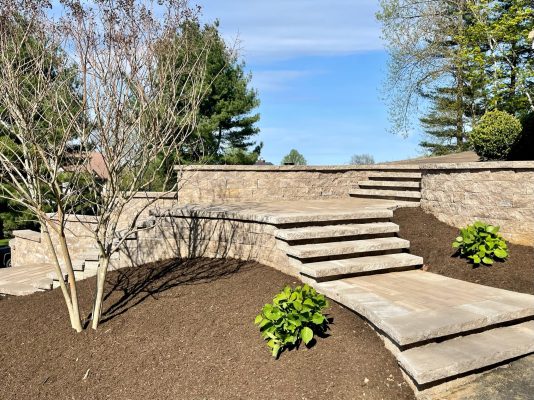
[0,0,213,330]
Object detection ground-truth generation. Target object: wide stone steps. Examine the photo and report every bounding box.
[275,222,399,242]
[398,320,534,386]
[0,263,56,295]
[350,188,421,200]
[313,270,534,390]
[295,253,423,279]
[315,270,534,347]
[284,237,410,260]
[357,180,420,189]
[368,171,422,180]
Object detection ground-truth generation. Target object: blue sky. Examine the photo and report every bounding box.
[197,0,424,165]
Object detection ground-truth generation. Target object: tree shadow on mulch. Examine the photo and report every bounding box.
[85,258,249,327]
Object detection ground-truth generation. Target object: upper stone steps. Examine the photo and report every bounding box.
[295,253,423,279]
[397,320,534,387]
[275,222,399,242]
[350,188,421,200]
[357,180,420,189]
[367,171,422,180]
[284,237,410,260]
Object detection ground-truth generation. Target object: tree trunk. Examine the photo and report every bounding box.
[57,228,83,332]
[91,256,110,330]
[42,226,82,332]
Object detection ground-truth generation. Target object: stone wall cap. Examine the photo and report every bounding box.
[177,161,534,172]
[176,164,422,172]
[12,229,41,242]
[419,161,534,170]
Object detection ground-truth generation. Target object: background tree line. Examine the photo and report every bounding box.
[377,0,533,158]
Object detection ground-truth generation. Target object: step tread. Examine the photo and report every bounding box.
[285,237,410,259]
[398,320,534,385]
[268,208,394,225]
[358,180,420,189]
[350,188,422,199]
[298,253,423,278]
[315,270,534,347]
[368,172,422,179]
[0,282,41,295]
[275,222,399,241]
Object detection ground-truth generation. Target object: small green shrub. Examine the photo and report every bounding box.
[254,284,329,358]
[470,110,522,160]
[452,221,508,265]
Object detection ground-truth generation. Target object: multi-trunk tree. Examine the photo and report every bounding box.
[0,0,212,331]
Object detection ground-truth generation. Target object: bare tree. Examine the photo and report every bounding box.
[0,0,212,331]
[349,154,375,165]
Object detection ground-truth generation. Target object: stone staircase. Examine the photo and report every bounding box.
[273,206,534,396]
[350,171,422,205]
[275,208,423,282]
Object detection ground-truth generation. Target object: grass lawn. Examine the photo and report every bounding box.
[0,238,10,246]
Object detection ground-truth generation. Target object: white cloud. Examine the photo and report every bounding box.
[251,69,321,92]
[197,0,383,61]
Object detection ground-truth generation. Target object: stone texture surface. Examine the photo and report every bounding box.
[421,169,534,245]
[0,263,55,295]
[398,321,534,385]
[275,222,399,241]
[284,237,410,259]
[350,188,422,199]
[177,163,534,245]
[296,253,423,278]
[315,270,534,347]
[358,180,421,188]
[161,198,398,225]
[368,171,422,179]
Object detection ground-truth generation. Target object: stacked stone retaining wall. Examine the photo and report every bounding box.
[178,162,534,246]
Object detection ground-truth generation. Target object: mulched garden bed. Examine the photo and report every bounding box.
[393,207,534,295]
[0,258,414,400]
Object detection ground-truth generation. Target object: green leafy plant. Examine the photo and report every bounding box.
[254,284,329,358]
[452,221,508,265]
[470,110,522,160]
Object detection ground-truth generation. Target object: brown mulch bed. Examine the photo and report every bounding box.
[0,258,414,400]
[393,208,534,295]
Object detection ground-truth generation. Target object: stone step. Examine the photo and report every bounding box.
[284,237,410,260]
[46,270,68,281]
[315,270,534,347]
[269,208,394,225]
[368,172,421,180]
[296,253,423,279]
[350,188,421,200]
[0,282,41,296]
[398,321,534,386]
[31,277,54,290]
[275,222,399,242]
[358,180,420,189]
[84,260,99,272]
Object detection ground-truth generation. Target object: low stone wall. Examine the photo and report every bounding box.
[177,165,418,203]
[119,214,296,277]
[10,192,178,268]
[419,162,534,246]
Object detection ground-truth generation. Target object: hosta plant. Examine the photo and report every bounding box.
[254,284,329,358]
[452,221,508,265]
